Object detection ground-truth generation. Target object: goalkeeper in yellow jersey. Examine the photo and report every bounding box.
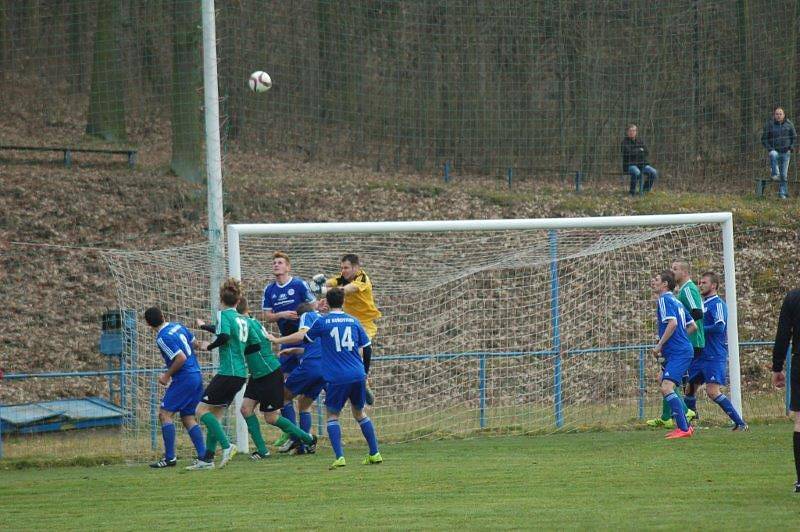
[312,253,381,405]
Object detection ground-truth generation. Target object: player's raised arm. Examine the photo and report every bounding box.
[266,329,307,346]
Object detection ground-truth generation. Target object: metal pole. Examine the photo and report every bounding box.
[479,355,487,429]
[549,230,563,428]
[150,376,158,451]
[202,0,225,358]
[721,215,743,416]
[638,348,646,420]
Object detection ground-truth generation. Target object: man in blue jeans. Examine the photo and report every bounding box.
[761,106,796,199]
[621,124,658,195]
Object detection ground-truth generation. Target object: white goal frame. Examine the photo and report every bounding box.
[226,212,741,450]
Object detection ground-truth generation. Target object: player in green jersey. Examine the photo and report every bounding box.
[673,259,706,418]
[189,278,248,470]
[235,296,317,459]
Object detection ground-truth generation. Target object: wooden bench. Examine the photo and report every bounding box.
[0,145,137,168]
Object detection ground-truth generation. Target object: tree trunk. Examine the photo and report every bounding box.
[86,0,126,142]
[170,0,203,183]
[736,0,752,159]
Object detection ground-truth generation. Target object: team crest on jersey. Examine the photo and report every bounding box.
[271,294,277,300]
[287,288,295,296]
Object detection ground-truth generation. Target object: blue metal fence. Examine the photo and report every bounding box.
[1,340,784,459]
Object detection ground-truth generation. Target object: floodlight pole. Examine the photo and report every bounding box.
[203,0,248,451]
[202,0,223,358]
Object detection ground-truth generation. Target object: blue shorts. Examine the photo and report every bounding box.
[661,354,693,386]
[280,354,300,376]
[161,373,204,416]
[688,359,728,386]
[285,361,325,401]
[324,380,367,413]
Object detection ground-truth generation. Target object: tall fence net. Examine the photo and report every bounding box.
[1,1,798,188]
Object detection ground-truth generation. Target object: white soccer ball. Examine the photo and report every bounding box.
[248,71,272,93]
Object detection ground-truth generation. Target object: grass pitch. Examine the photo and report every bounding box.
[2,422,797,530]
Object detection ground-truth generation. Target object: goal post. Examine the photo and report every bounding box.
[226,212,741,447]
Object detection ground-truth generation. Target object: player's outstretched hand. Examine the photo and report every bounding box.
[266,332,278,343]
[158,373,170,386]
[196,318,206,328]
[772,371,786,389]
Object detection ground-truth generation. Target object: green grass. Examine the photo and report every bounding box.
[2,422,798,530]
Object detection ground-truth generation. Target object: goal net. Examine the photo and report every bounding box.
[102,213,741,457]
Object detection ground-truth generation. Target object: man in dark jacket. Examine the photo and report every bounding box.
[621,124,658,195]
[771,289,800,492]
[761,106,796,199]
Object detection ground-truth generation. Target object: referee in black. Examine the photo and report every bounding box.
[771,289,800,492]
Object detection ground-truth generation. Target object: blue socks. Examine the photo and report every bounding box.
[161,423,176,460]
[299,411,312,434]
[358,416,379,455]
[665,392,689,431]
[187,423,207,459]
[327,420,344,458]
[684,394,697,413]
[714,394,746,426]
[282,402,296,425]
[283,401,297,440]
[164,423,208,461]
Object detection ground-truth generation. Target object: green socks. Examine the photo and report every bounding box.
[661,389,688,421]
[274,416,313,444]
[205,430,218,457]
[245,415,268,455]
[200,412,230,450]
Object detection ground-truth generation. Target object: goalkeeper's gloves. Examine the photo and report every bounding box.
[311,273,328,295]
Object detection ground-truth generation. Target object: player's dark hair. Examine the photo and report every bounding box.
[144,307,164,327]
[273,251,290,264]
[296,302,314,317]
[326,287,345,309]
[341,253,359,265]
[236,295,249,314]
[774,105,784,113]
[701,271,720,288]
[220,278,242,306]
[659,270,676,291]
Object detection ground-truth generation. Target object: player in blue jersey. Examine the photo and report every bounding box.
[651,270,697,440]
[688,272,748,430]
[144,307,207,468]
[266,301,327,455]
[261,251,316,450]
[303,288,381,468]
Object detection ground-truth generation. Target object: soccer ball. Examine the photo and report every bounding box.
[248,71,272,93]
